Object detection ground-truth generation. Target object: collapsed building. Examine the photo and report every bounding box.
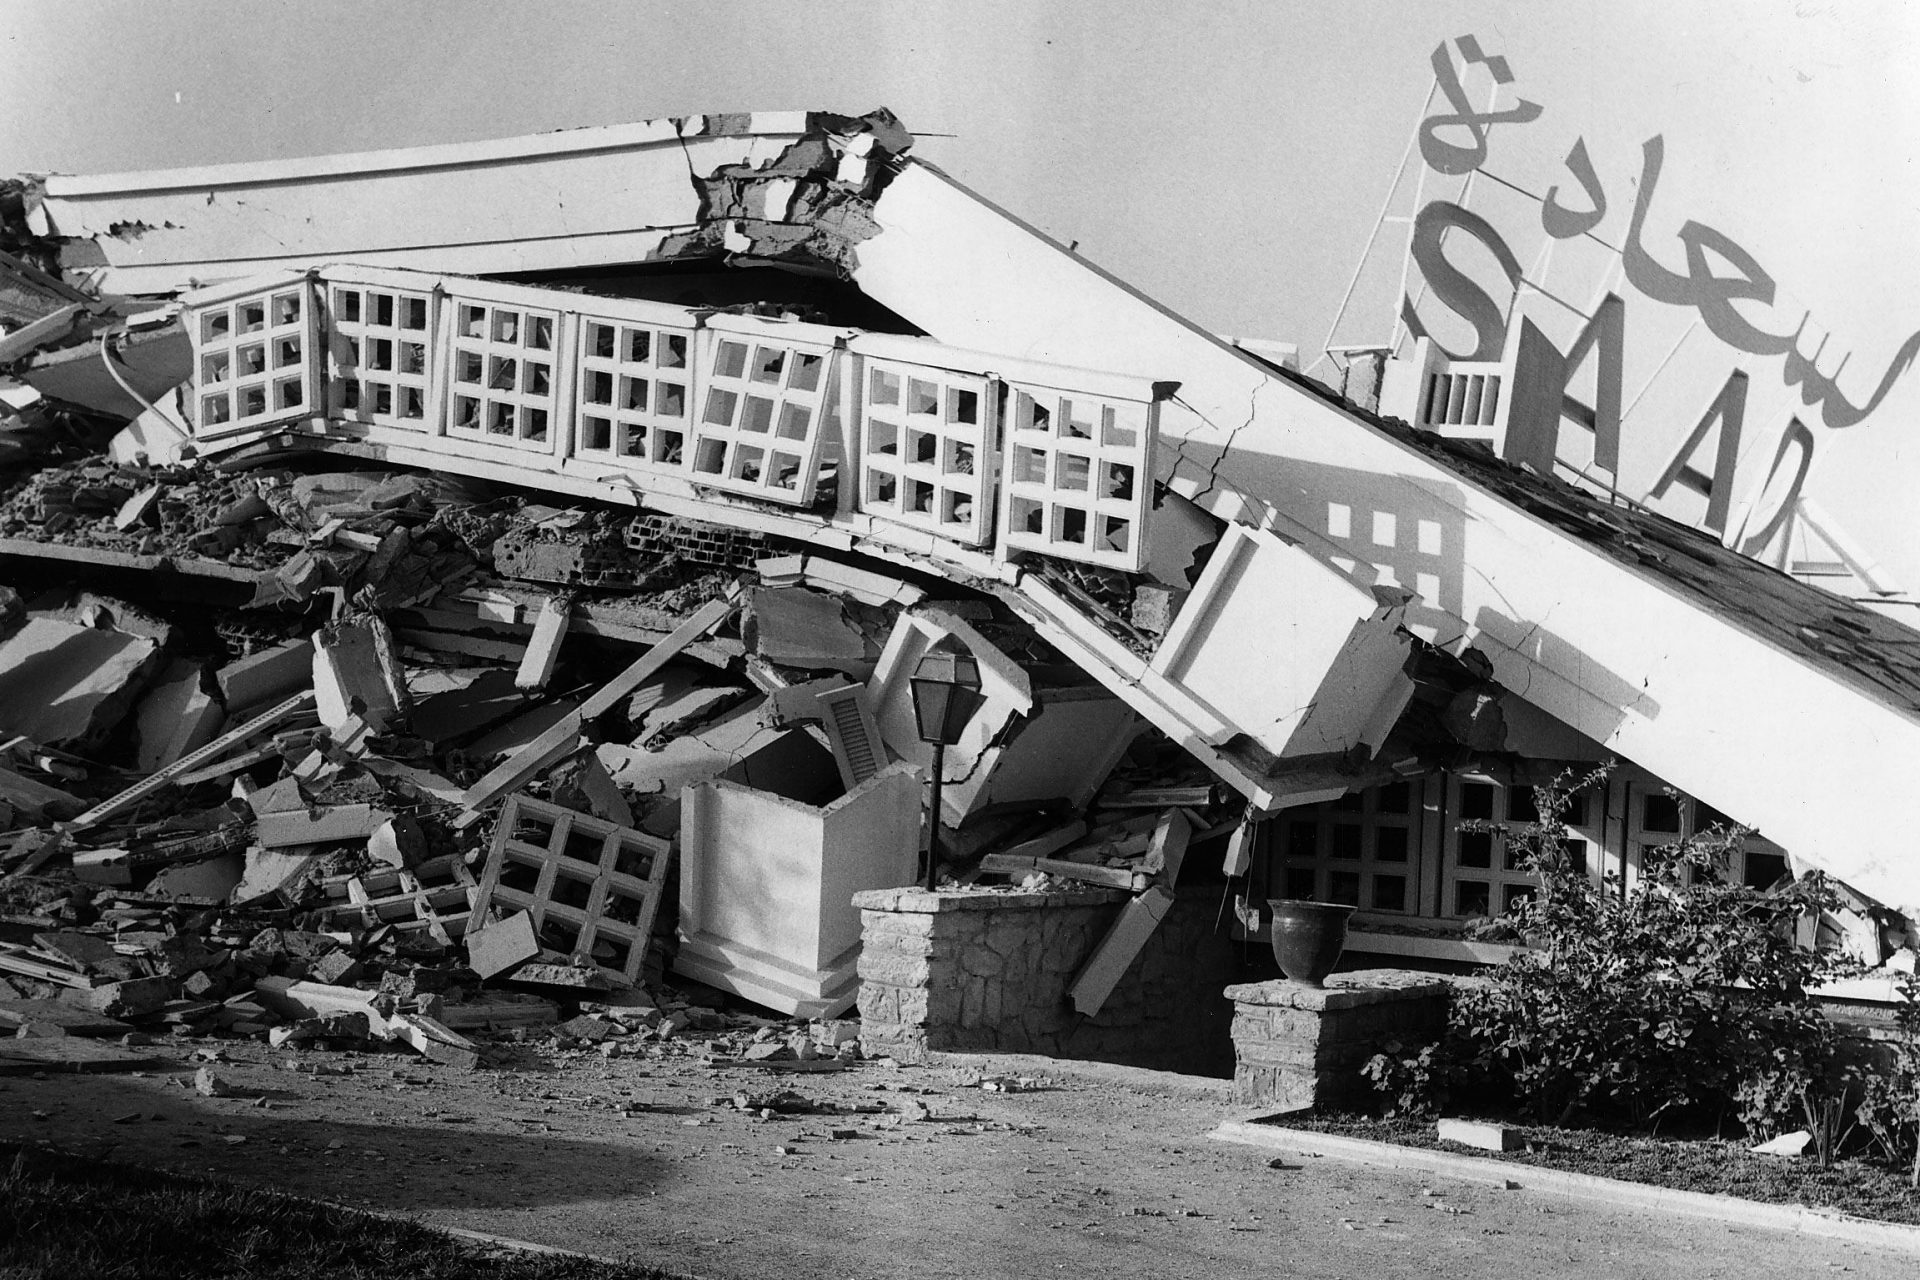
[2,109,1916,1077]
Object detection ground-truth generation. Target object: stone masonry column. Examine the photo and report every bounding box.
[1224,970,1451,1111]
[853,885,1126,1064]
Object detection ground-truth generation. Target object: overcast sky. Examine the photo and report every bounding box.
[3,1,1916,585]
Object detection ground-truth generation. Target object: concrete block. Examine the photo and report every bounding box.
[1437,1118,1523,1152]
[465,911,540,980]
[312,617,408,731]
[218,638,315,714]
[68,976,173,1019]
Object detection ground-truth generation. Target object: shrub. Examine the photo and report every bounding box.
[1855,970,1920,1185]
[1367,766,1853,1131]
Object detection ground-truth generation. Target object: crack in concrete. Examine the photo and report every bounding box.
[1183,382,1260,509]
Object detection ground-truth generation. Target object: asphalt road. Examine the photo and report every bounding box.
[0,1040,1909,1279]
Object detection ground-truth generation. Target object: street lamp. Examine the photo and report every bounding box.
[909,636,985,891]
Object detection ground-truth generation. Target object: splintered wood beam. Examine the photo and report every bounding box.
[452,595,735,827]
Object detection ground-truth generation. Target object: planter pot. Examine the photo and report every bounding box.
[1266,899,1356,986]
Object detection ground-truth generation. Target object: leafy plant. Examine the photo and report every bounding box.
[1367,766,1854,1131]
[1855,970,1920,1186]
[1362,1038,1459,1119]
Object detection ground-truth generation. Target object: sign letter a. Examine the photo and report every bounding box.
[1649,370,1748,534]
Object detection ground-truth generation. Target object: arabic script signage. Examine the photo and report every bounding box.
[1400,36,1919,556]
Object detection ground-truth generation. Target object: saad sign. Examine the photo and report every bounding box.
[1394,35,1920,567]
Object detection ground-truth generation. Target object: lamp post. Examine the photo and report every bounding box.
[908,636,985,892]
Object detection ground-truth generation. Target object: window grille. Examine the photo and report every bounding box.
[1441,774,1605,918]
[998,383,1155,571]
[326,282,433,429]
[1280,779,1425,915]
[686,320,838,506]
[856,358,995,546]
[446,296,560,451]
[574,313,696,474]
[191,281,316,436]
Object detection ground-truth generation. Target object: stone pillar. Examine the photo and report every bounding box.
[853,886,1240,1073]
[1224,969,1451,1111]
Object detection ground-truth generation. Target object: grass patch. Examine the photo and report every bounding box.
[1272,1113,1920,1226]
[0,1141,681,1280]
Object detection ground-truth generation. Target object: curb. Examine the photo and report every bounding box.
[1210,1118,1920,1253]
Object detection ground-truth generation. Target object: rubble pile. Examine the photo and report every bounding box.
[0,437,1236,1073]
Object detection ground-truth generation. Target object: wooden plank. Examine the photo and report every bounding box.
[1068,885,1176,1017]
[66,690,316,830]
[976,853,1138,891]
[453,596,734,823]
[515,596,571,691]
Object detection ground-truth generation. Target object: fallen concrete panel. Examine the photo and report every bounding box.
[0,616,160,749]
[1151,522,1415,760]
[130,659,222,772]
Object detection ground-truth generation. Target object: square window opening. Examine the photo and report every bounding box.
[704,388,739,427]
[789,351,823,392]
[731,445,765,484]
[693,438,728,475]
[949,388,979,425]
[776,403,810,440]
[1011,495,1044,535]
[741,396,774,434]
[1373,874,1407,912]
